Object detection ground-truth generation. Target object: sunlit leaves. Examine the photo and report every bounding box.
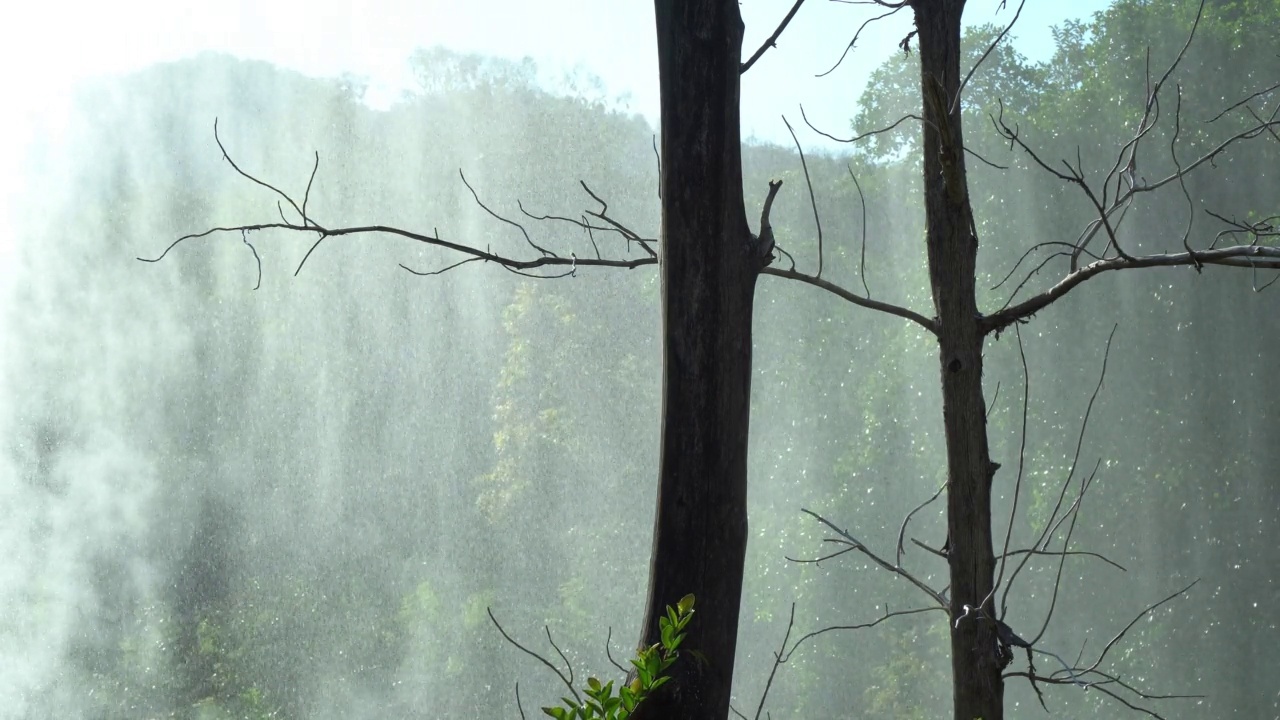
[540,596,694,720]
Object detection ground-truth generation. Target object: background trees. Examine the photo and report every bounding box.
[3,1,1277,718]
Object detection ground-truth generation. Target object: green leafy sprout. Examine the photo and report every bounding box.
[541,593,696,720]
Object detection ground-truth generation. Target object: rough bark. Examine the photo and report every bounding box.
[631,2,760,719]
[914,1,1005,719]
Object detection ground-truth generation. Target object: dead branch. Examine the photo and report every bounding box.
[780,605,943,664]
[996,547,1125,573]
[985,322,1032,616]
[951,0,1026,116]
[984,244,1280,333]
[970,326,1200,718]
[983,0,1279,333]
[801,104,922,145]
[138,121,659,283]
[847,166,871,297]
[816,3,907,78]
[741,0,808,74]
[750,603,796,720]
[896,481,945,567]
[1003,580,1203,720]
[782,116,824,277]
[604,626,627,675]
[793,508,948,608]
[1000,326,1117,622]
[761,267,937,331]
[143,121,941,338]
[487,608,581,707]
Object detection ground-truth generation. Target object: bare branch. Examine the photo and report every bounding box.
[487,608,581,705]
[1001,326,1117,620]
[652,134,662,200]
[295,234,327,276]
[782,116,823,277]
[990,323,1032,610]
[847,166,871,296]
[604,626,628,675]
[240,230,262,290]
[761,266,937,332]
[750,603,796,720]
[1001,580,1202,718]
[801,104,922,145]
[461,169,553,258]
[579,181,658,258]
[301,150,319,226]
[139,124,660,282]
[997,547,1125,573]
[896,481,945,567]
[951,0,1026,116]
[741,0,808,74]
[984,246,1280,333]
[794,508,948,608]
[816,4,906,78]
[210,118,314,227]
[1087,580,1200,677]
[138,219,659,275]
[1204,80,1280,123]
[780,605,944,663]
[984,0,1278,331]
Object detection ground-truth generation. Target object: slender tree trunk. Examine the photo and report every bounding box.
[632,2,758,718]
[915,2,1005,719]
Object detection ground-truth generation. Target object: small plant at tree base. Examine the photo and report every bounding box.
[542,594,696,720]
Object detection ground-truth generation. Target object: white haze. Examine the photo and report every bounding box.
[4,2,1277,719]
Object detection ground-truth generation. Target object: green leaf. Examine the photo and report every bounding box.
[677,594,695,615]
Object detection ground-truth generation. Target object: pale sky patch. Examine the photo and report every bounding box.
[0,0,1111,266]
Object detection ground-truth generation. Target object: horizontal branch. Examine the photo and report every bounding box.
[761,266,938,333]
[983,246,1280,334]
[138,221,658,276]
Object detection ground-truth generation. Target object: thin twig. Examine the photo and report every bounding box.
[896,482,945,567]
[751,603,796,720]
[783,115,823,278]
[795,508,948,607]
[951,0,1026,116]
[487,608,581,705]
[741,0,808,74]
[847,165,870,296]
[816,5,906,78]
[780,606,944,663]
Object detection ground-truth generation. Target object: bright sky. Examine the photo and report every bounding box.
[0,0,1111,265]
[2,1,1110,142]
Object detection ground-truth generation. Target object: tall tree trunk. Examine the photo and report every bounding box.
[632,2,758,718]
[915,2,1005,719]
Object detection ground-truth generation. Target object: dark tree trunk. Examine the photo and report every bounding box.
[914,2,1004,719]
[632,2,759,719]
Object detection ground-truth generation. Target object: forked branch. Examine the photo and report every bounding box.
[138,121,657,283]
[983,0,1279,334]
[142,121,939,334]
